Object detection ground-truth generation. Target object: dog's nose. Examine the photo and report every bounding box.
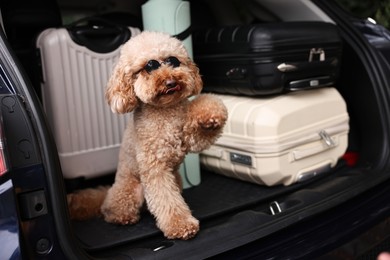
[165,79,177,88]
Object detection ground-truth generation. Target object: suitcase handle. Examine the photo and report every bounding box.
[278,58,339,91]
[66,17,131,53]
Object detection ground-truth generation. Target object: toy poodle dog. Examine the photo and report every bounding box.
[67,31,227,240]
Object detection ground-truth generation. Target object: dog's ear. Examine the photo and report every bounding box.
[105,61,138,114]
[187,58,203,96]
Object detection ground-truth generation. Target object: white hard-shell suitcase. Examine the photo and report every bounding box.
[37,24,141,179]
[200,87,349,186]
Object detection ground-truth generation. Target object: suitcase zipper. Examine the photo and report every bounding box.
[195,47,340,62]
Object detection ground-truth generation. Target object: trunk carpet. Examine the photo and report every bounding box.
[72,169,318,250]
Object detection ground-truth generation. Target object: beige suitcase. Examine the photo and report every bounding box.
[200,87,349,186]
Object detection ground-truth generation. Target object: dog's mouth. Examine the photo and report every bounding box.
[160,79,182,95]
[164,85,182,95]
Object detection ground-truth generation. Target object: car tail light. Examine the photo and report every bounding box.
[0,116,9,176]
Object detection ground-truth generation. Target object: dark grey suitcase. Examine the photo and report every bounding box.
[193,22,342,96]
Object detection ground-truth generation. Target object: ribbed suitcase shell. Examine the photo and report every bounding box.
[37,27,141,179]
[200,87,349,186]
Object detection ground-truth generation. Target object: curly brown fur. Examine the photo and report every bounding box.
[67,31,227,240]
[67,185,109,220]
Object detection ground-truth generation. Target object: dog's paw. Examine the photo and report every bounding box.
[101,202,141,225]
[101,208,140,225]
[198,116,224,131]
[191,94,227,132]
[160,215,200,240]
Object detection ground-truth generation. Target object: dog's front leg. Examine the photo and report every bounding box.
[101,124,145,225]
[101,179,144,225]
[101,168,144,225]
[140,167,199,240]
[184,94,228,152]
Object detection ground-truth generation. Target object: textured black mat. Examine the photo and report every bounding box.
[72,170,309,251]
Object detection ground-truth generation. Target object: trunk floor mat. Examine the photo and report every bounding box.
[72,169,324,250]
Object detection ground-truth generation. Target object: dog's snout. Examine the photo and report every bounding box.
[165,79,177,88]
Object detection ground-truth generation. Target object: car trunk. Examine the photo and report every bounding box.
[4,0,390,259]
[68,4,390,259]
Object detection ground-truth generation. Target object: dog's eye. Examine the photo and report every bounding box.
[164,56,180,68]
[144,60,161,73]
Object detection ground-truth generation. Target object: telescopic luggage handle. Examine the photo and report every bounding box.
[66,17,131,53]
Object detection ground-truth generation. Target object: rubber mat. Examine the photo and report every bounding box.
[72,170,312,250]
